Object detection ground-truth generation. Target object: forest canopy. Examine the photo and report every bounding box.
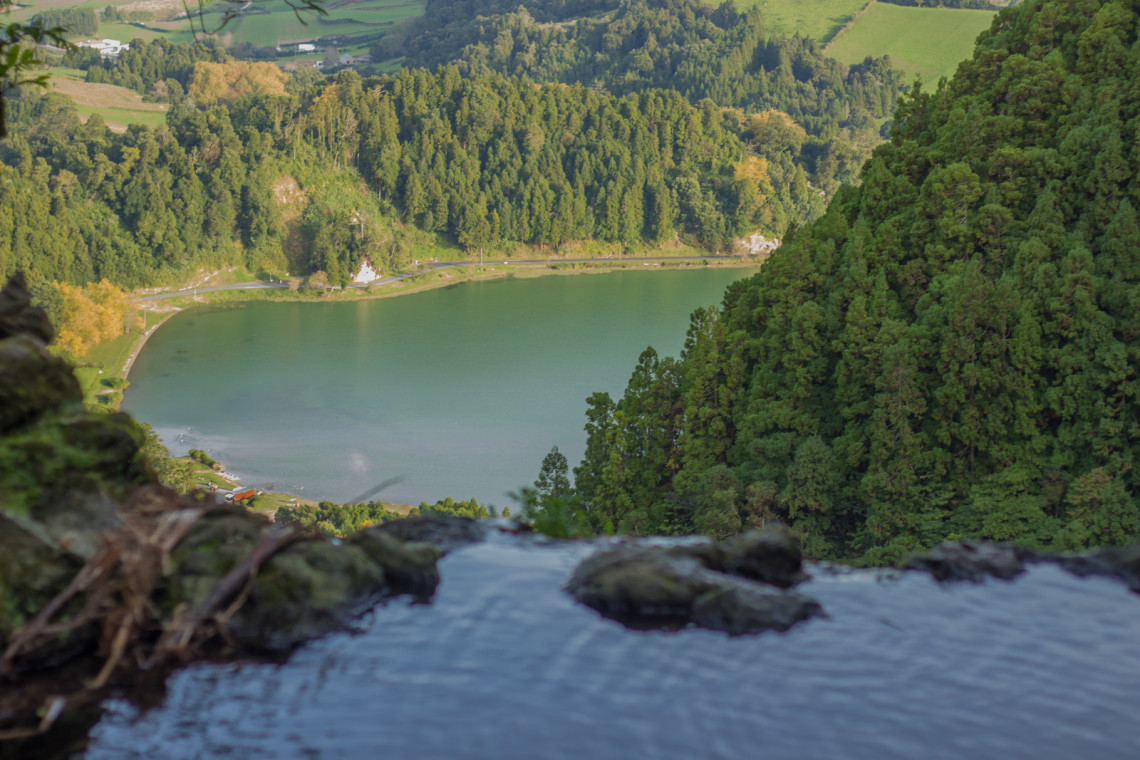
[570,0,1140,563]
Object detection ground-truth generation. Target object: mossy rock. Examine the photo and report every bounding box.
[349,528,441,599]
[0,510,82,643]
[232,541,386,651]
[567,540,824,635]
[721,524,808,588]
[0,336,82,435]
[164,506,268,611]
[0,411,151,518]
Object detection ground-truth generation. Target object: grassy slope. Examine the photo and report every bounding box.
[825,3,996,83]
[48,68,169,132]
[222,0,424,47]
[735,0,870,42]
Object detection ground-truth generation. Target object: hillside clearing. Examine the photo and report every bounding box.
[48,69,168,132]
[825,3,997,83]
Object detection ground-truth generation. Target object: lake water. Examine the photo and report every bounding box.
[124,268,753,508]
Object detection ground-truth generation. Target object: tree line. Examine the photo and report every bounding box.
[559,0,1140,562]
[1,60,831,289]
[391,0,905,191]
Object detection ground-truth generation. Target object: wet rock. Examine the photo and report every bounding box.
[692,584,824,636]
[567,547,713,622]
[1051,544,1140,593]
[566,544,823,634]
[232,541,386,651]
[721,524,808,588]
[0,273,54,345]
[906,541,1028,582]
[372,514,487,555]
[0,336,81,434]
[349,528,440,599]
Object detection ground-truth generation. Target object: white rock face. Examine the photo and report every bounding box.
[738,233,780,257]
[353,260,380,284]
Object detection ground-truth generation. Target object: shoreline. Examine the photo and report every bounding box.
[119,256,763,380]
[121,308,181,379]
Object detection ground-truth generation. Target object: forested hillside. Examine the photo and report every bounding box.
[394,0,905,190]
[0,63,823,288]
[574,0,1140,562]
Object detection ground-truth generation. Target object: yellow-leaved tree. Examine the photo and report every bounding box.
[54,280,138,357]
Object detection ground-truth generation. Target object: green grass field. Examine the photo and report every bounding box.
[205,0,424,47]
[735,0,871,42]
[48,68,169,132]
[825,3,997,83]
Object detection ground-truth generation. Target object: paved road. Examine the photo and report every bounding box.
[133,255,755,302]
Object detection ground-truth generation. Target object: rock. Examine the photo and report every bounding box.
[164,505,269,612]
[566,543,823,634]
[232,541,386,651]
[906,541,1028,582]
[0,273,54,345]
[28,478,121,561]
[567,547,713,623]
[0,336,82,434]
[349,528,440,599]
[1051,544,1140,593]
[371,514,487,555]
[0,510,82,643]
[692,584,824,636]
[721,524,808,588]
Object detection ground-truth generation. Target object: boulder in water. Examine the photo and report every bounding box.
[566,541,823,635]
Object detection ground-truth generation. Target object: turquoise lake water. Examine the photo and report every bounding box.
[124,267,753,508]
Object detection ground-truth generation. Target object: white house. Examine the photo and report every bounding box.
[297,43,316,53]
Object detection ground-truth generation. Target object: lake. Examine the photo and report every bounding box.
[124,267,754,508]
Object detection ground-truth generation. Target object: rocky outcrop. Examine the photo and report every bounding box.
[369,514,487,555]
[566,526,823,635]
[905,541,1029,582]
[0,272,442,732]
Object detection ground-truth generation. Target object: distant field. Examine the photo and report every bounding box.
[48,68,169,132]
[7,0,424,50]
[736,0,870,42]
[826,3,997,83]
[219,0,424,47]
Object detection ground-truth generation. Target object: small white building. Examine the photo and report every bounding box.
[297,43,316,53]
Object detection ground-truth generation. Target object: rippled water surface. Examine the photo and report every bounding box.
[85,535,1140,759]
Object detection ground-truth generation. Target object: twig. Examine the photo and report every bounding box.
[147,525,303,664]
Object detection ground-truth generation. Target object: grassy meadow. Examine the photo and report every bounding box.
[736,0,871,42]
[825,3,997,83]
[48,69,169,132]
[218,0,424,47]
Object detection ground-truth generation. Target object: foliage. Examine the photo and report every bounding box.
[139,421,196,493]
[0,1,73,137]
[575,0,1140,561]
[396,0,905,189]
[277,495,492,536]
[188,448,219,468]
[276,499,404,536]
[54,280,138,356]
[1,62,826,289]
[512,487,591,539]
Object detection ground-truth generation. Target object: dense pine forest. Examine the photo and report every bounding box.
[572,0,1140,562]
[396,0,905,189]
[0,0,910,293]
